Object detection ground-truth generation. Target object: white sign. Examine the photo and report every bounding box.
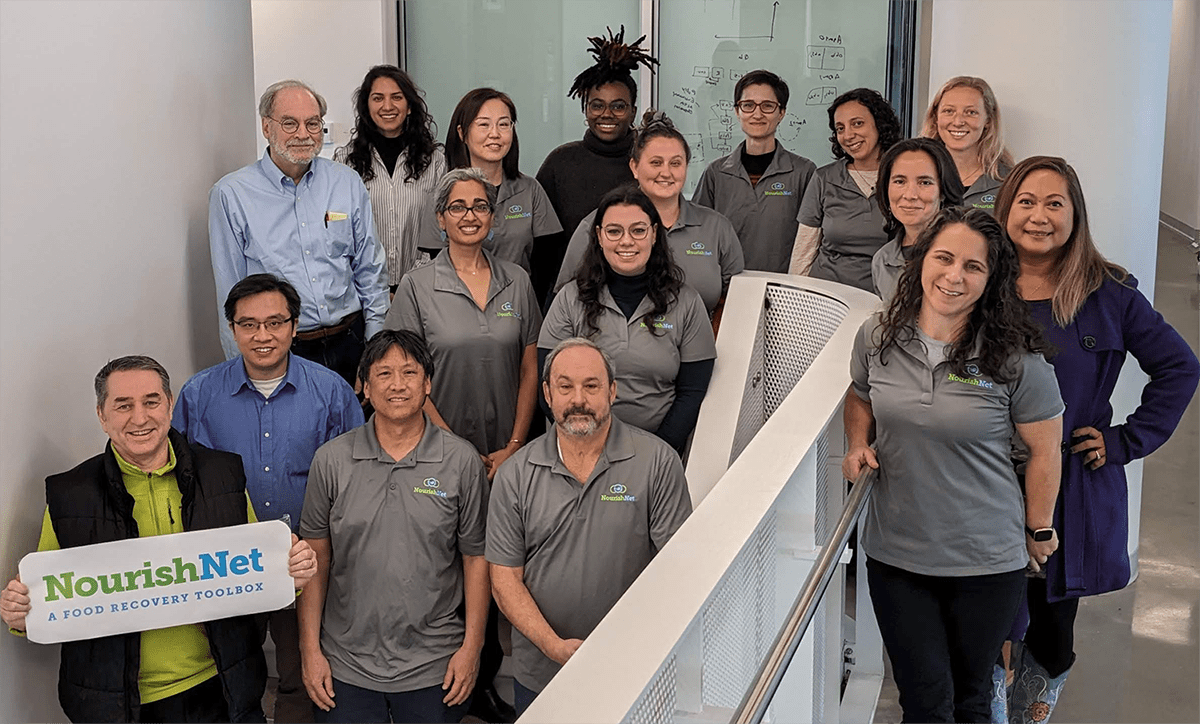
[19,521,295,644]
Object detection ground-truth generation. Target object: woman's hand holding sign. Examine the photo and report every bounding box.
[1,575,31,632]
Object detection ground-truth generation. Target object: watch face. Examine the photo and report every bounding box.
[1034,529,1054,542]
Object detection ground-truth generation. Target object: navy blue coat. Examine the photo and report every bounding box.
[1028,274,1198,602]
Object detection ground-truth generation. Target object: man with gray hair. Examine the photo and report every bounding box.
[0,355,316,723]
[209,78,389,386]
[486,338,693,715]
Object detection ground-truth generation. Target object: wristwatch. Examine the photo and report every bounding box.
[1025,526,1054,542]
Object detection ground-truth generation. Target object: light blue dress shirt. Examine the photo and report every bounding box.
[209,150,390,358]
[172,353,365,531]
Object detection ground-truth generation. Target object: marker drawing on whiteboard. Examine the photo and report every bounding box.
[715,1,779,41]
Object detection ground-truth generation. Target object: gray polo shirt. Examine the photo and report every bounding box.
[849,315,1063,577]
[798,158,889,292]
[300,415,488,692]
[870,235,905,302]
[385,248,542,454]
[486,417,693,692]
[692,141,817,273]
[963,168,1007,216]
[538,281,716,432]
[554,199,745,313]
[418,173,562,273]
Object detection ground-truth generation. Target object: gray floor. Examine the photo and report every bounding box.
[874,226,1200,723]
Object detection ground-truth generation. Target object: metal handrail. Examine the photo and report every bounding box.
[733,465,879,724]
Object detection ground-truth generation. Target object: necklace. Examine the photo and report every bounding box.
[848,165,877,194]
[1024,275,1051,300]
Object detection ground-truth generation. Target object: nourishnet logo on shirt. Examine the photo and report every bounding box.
[639,314,674,330]
[495,301,522,319]
[414,476,448,498]
[504,204,532,221]
[947,363,995,390]
[685,241,714,257]
[764,181,793,197]
[601,483,637,503]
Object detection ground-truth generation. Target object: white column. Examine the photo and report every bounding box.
[928,0,1174,583]
[0,2,255,720]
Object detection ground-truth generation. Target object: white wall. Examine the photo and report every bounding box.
[0,1,255,720]
[250,0,389,157]
[929,0,1174,585]
[1161,0,1200,230]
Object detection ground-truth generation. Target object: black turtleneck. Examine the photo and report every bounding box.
[371,130,406,177]
[606,267,649,319]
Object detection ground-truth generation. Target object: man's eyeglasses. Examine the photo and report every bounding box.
[600,224,652,241]
[268,116,324,134]
[444,202,493,218]
[234,317,294,334]
[587,100,632,116]
[735,100,781,114]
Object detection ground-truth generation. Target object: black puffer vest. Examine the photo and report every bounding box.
[45,428,266,723]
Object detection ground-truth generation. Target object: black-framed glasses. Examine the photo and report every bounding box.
[586,99,632,116]
[600,224,652,241]
[444,202,493,218]
[268,116,324,134]
[234,316,294,334]
[735,100,781,114]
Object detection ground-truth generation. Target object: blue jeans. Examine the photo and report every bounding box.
[314,680,467,724]
[514,680,539,717]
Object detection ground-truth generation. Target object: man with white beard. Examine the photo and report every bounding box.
[208,79,388,386]
[486,337,693,715]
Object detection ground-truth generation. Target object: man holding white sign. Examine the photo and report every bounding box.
[298,331,489,723]
[1,355,318,723]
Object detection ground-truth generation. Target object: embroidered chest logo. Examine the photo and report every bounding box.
[504,203,532,221]
[601,483,637,503]
[496,300,522,319]
[413,477,448,498]
[639,314,675,330]
[764,181,793,197]
[947,364,995,390]
[685,241,713,257]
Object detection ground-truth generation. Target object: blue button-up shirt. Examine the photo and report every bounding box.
[172,353,365,531]
[209,150,390,358]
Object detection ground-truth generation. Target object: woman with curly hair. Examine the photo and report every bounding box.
[554,111,744,327]
[843,206,1064,723]
[535,25,658,303]
[871,137,964,301]
[996,156,1198,724]
[419,88,562,276]
[539,185,715,453]
[790,88,901,291]
[921,76,1013,215]
[334,65,445,291]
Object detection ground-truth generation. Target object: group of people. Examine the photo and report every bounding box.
[1,22,1197,724]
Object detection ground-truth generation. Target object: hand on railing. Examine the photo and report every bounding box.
[842,445,878,481]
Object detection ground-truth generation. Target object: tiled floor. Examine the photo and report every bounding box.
[873,227,1200,723]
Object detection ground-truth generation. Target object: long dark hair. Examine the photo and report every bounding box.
[576,185,684,337]
[445,88,520,181]
[880,206,1050,382]
[343,65,438,183]
[827,88,901,162]
[875,138,964,238]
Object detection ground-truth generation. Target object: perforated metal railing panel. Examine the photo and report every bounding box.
[626,655,677,724]
[762,286,848,417]
[729,299,768,463]
[700,511,778,708]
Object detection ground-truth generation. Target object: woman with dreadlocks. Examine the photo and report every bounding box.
[533,26,658,304]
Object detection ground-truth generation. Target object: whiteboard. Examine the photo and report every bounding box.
[658,0,891,196]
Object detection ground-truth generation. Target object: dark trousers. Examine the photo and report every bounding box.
[1022,576,1079,677]
[513,680,538,717]
[265,607,315,723]
[139,674,233,723]
[314,680,467,724]
[291,314,366,388]
[867,557,1026,724]
[473,602,503,695]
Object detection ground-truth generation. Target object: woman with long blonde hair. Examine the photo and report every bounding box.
[921,76,1014,215]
